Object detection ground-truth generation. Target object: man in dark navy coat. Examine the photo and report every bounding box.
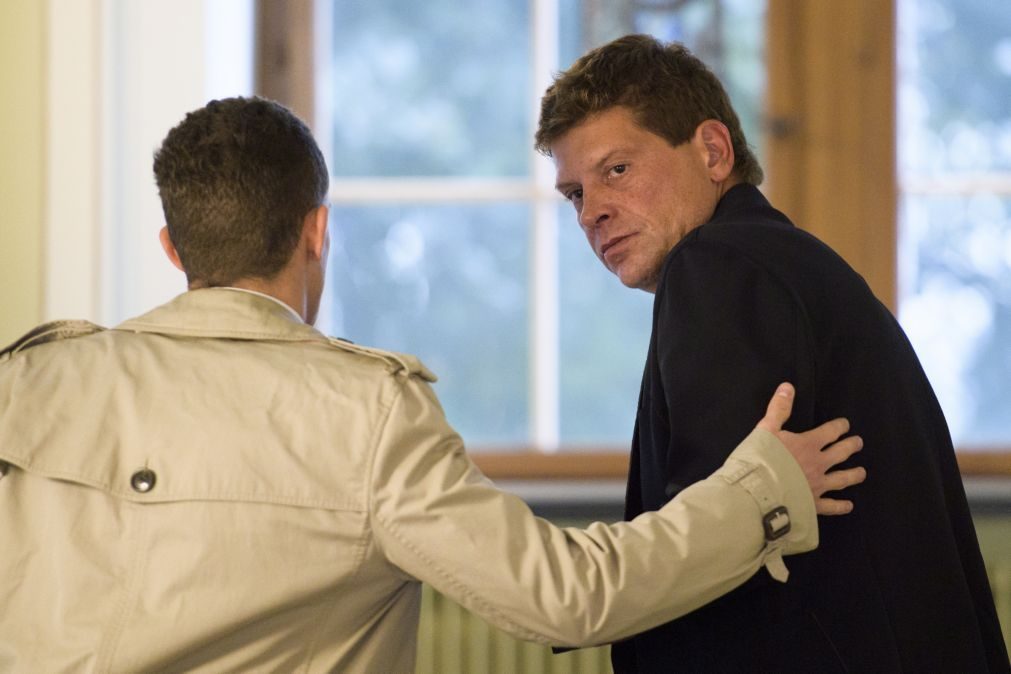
[537,34,1010,673]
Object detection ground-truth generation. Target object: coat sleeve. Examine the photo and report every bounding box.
[653,237,818,491]
[366,373,817,648]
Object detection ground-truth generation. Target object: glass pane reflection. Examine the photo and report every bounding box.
[898,0,1011,447]
[558,205,653,446]
[898,194,1011,446]
[324,205,529,446]
[329,1,530,177]
[898,0,1011,175]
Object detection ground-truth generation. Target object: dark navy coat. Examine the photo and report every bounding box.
[612,184,1009,673]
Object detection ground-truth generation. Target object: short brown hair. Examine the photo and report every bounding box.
[153,96,329,286]
[535,34,763,185]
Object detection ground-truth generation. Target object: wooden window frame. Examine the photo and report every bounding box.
[765,0,1010,477]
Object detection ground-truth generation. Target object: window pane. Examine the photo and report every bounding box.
[558,205,653,445]
[897,0,1011,175]
[898,194,1011,446]
[559,0,767,160]
[324,205,529,446]
[328,1,530,177]
[897,0,1011,447]
[323,0,768,451]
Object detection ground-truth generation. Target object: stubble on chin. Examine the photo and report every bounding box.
[612,251,664,293]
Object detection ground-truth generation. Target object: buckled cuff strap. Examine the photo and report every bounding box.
[736,467,793,582]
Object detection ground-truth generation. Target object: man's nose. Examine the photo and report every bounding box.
[578,190,611,230]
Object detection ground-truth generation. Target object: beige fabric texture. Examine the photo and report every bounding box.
[0,289,816,673]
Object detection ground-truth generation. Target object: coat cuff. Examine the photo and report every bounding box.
[712,429,819,582]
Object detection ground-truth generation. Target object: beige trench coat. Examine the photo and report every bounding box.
[0,289,816,673]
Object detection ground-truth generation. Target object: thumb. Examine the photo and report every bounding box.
[756,383,795,433]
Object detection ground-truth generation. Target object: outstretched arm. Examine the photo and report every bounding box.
[369,376,854,648]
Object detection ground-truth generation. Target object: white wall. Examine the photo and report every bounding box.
[46,0,254,325]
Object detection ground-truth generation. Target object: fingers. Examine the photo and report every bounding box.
[816,498,855,516]
[821,435,864,467]
[821,466,867,493]
[814,467,866,515]
[756,383,795,433]
[806,417,851,450]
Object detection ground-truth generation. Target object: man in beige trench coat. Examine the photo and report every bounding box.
[0,97,864,673]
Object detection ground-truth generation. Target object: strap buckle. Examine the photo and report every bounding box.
[763,505,791,541]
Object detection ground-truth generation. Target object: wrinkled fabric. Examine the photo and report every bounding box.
[0,288,815,673]
[614,184,1009,673]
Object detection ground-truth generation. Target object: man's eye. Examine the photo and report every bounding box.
[567,189,583,202]
[610,164,627,176]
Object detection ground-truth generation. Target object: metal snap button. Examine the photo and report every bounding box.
[130,469,157,493]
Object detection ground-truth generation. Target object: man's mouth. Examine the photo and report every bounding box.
[601,233,632,259]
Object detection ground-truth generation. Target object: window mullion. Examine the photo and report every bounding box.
[529,0,561,451]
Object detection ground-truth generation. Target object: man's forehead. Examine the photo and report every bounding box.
[551,107,649,151]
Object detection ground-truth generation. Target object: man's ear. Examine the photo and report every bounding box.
[303,204,330,261]
[694,119,735,182]
[159,226,185,272]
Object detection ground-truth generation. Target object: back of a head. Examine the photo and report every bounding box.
[535,34,763,185]
[153,96,329,287]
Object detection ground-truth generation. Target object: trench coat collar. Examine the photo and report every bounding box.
[115,288,329,344]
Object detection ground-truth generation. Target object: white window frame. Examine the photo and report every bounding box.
[46,0,255,327]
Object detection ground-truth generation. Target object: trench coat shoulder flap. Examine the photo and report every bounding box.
[0,319,107,361]
[326,337,438,383]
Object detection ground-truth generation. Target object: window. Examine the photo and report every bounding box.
[763,0,1010,472]
[897,0,1011,449]
[297,0,768,451]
